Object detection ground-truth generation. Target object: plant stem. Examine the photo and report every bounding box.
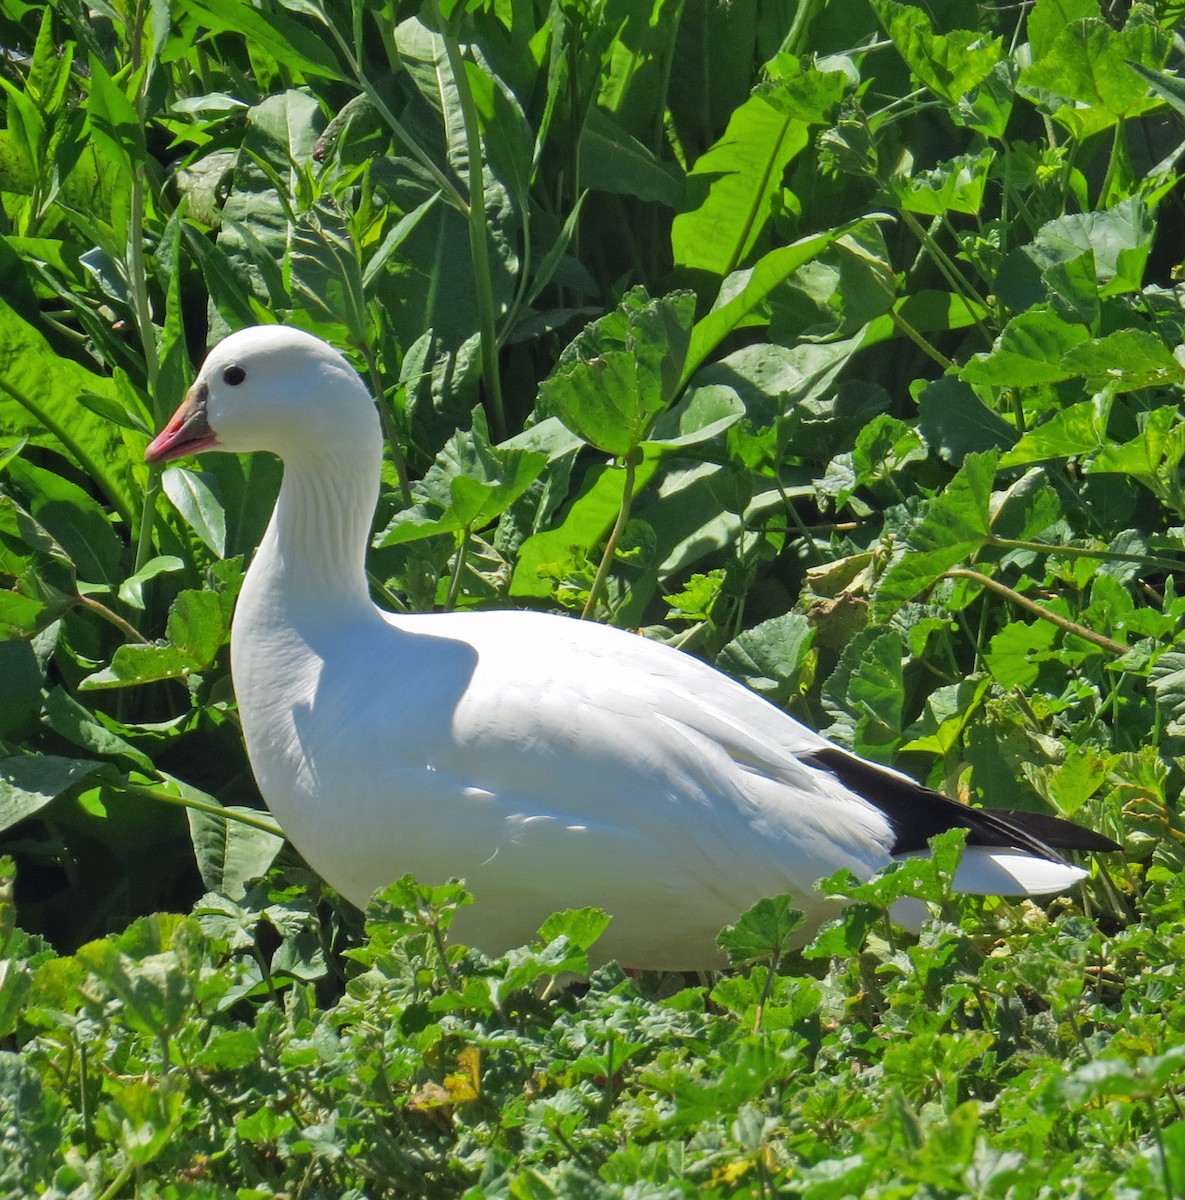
[582,451,637,621]
[360,342,412,505]
[988,535,1185,574]
[944,568,1129,655]
[436,2,507,440]
[324,16,469,216]
[74,594,148,643]
[117,778,284,836]
[897,208,995,348]
[96,1162,135,1200]
[888,307,954,371]
[444,526,472,611]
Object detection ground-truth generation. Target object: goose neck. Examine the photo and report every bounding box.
[257,455,378,612]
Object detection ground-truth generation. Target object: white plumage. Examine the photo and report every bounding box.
[145,326,1110,969]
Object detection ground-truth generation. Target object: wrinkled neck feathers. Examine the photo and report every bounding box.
[247,408,383,624]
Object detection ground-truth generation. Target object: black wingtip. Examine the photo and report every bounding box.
[800,746,1120,861]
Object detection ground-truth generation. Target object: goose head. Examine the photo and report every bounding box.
[145,325,380,467]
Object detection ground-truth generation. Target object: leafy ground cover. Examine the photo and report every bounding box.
[2,0,1185,1193]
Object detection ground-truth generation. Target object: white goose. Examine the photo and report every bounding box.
[145,326,1115,969]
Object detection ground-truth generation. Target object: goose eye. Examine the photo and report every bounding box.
[223,365,246,386]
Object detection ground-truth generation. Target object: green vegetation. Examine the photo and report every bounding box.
[2,0,1185,1193]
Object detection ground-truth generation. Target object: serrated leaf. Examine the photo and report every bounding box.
[985,619,1059,689]
[960,309,1091,389]
[875,451,997,612]
[539,288,695,456]
[717,895,805,968]
[716,613,814,706]
[999,396,1110,468]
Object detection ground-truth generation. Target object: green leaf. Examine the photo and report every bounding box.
[1150,648,1185,735]
[1088,407,1185,514]
[177,0,346,81]
[876,451,997,614]
[999,396,1110,468]
[960,309,1091,389]
[671,91,809,277]
[510,449,662,601]
[683,223,877,386]
[538,288,695,456]
[769,221,897,344]
[889,149,994,217]
[1020,11,1168,135]
[985,619,1060,688]
[1022,198,1155,296]
[4,458,122,587]
[1059,330,1185,393]
[187,800,285,900]
[716,613,814,706]
[536,907,612,953]
[0,755,99,833]
[872,0,1004,105]
[917,378,1017,464]
[117,555,184,611]
[377,411,548,546]
[717,895,805,969]
[161,466,227,557]
[0,299,139,524]
[822,625,906,757]
[579,107,684,208]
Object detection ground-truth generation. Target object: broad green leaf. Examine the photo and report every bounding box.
[889,149,994,217]
[0,299,138,524]
[821,625,906,757]
[117,555,185,610]
[289,200,368,344]
[767,220,896,345]
[682,224,873,386]
[536,907,612,953]
[0,640,41,737]
[999,396,1110,468]
[161,466,227,558]
[510,449,662,601]
[960,309,1091,389]
[876,451,997,613]
[539,288,695,456]
[672,91,809,277]
[4,458,122,586]
[717,895,805,969]
[716,613,813,706]
[1150,648,1185,735]
[0,755,99,833]
[1020,12,1168,136]
[1088,407,1185,515]
[872,0,1004,105]
[985,619,1060,688]
[77,924,196,1043]
[1022,198,1155,296]
[80,643,200,690]
[917,378,1017,464]
[648,383,745,450]
[187,797,285,899]
[1059,330,1185,393]
[1028,0,1098,62]
[377,411,548,546]
[176,0,345,81]
[579,107,684,208]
